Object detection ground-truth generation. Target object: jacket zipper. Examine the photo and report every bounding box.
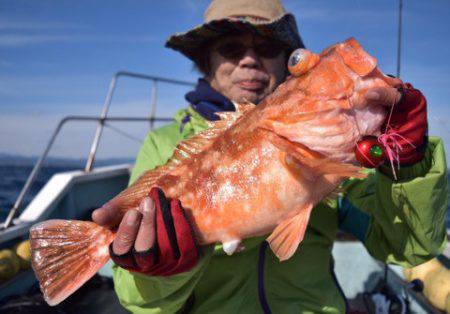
[258,241,272,314]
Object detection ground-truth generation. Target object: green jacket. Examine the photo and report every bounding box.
[113,107,448,313]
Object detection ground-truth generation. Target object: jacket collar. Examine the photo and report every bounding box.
[185,78,235,121]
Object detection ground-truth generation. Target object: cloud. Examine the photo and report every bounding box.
[0,110,171,159]
[182,0,200,14]
[0,33,155,47]
[0,16,154,47]
[0,34,73,46]
[0,60,13,68]
[0,19,88,31]
[2,114,88,158]
[0,73,193,110]
[182,0,209,15]
[0,74,105,98]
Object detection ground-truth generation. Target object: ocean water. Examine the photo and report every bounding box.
[0,164,79,221]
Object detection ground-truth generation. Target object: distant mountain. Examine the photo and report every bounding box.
[0,153,133,167]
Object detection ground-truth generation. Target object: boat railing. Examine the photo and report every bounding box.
[2,71,195,229]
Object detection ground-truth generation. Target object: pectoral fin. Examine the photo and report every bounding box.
[285,152,366,179]
[267,204,313,261]
[263,129,366,180]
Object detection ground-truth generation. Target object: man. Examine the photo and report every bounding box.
[92,0,448,312]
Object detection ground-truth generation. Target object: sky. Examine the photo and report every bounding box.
[1,0,450,164]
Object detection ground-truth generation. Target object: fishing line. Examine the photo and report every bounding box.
[384,97,396,135]
[378,97,402,181]
[104,122,143,144]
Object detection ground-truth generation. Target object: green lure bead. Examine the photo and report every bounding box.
[370,145,383,158]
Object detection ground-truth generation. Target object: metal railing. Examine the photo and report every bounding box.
[84,71,195,172]
[2,71,195,229]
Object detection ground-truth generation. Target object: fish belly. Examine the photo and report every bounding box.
[177,139,312,245]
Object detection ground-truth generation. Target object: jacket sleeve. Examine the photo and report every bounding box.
[339,136,448,267]
[114,125,214,314]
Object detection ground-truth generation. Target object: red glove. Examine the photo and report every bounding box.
[383,83,428,166]
[110,187,199,276]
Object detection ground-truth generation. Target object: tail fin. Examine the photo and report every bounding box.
[29,220,114,306]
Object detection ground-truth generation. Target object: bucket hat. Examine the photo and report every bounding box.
[165,0,304,62]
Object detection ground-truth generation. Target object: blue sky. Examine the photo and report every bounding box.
[1,0,450,163]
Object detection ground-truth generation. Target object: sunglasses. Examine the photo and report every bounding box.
[215,41,285,60]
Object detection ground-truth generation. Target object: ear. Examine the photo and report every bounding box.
[336,37,377,77]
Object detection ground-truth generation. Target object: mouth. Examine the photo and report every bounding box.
[235,79,267,91]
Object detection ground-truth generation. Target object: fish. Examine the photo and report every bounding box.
[29,37,400,306]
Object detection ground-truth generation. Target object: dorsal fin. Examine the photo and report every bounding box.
[206,101,256,128]
[235,101,256,113]
[164,102,255,171]
[104,103,256,211]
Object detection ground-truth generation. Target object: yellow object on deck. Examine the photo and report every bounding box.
[403,258,441,282]
[403,258,450,312]
[446,294,450,314]
[15,240,31,270]
[0,249,20,283]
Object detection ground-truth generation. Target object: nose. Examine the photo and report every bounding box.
[238,48,262,69]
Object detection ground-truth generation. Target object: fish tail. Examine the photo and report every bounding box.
[29,219,114,306]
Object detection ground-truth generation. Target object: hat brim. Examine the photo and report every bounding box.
[165,13,304,62]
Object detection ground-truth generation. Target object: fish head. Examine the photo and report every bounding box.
[262,38,400,163]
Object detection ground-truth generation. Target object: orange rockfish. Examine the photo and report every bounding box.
[30,38,400,305]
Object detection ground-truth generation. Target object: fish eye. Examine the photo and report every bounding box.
[288,49,304,67]
[288,48,320,76]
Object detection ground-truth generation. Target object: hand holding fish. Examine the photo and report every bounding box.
[358,79,428,169]
[93,187,199,275]
[378,83,428,167]
[365,84,402,108]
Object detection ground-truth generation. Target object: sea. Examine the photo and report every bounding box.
[0,159,449,225]
[0,155,133,221]
[0,164,77,221]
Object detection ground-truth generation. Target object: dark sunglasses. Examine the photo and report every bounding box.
[215,41,285,60]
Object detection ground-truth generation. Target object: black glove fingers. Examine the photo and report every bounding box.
[109,244,138,271]
[170,199,199,263]
[156,188,181,259]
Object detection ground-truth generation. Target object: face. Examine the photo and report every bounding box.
[206,33,287,104]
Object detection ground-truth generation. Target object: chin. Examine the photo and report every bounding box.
[234,90,266,104]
